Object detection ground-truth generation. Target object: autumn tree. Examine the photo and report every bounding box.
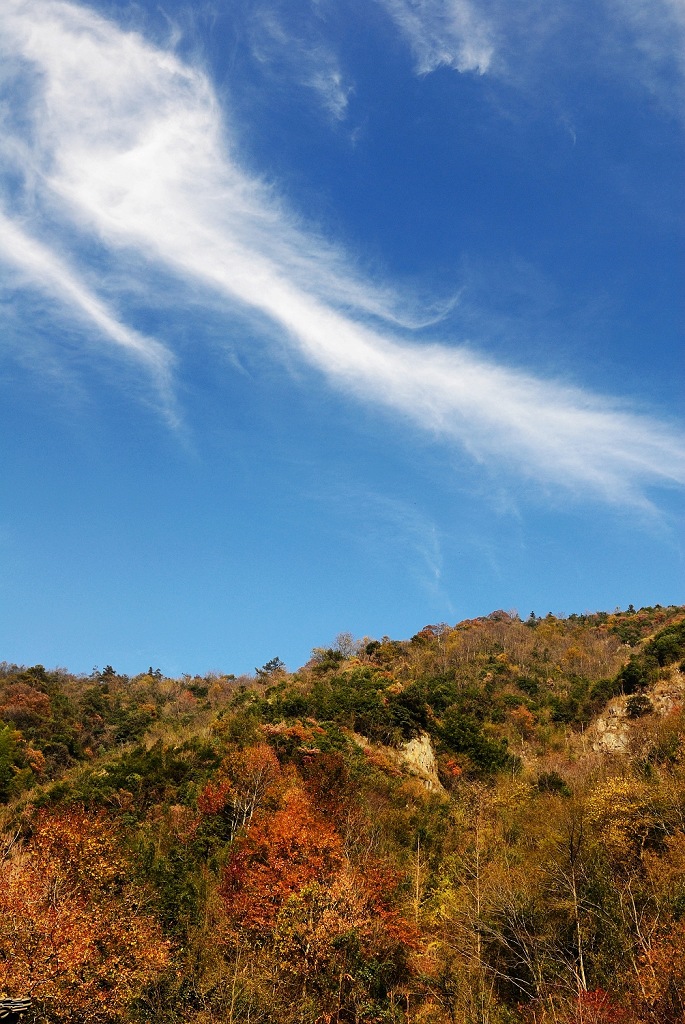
[197,741,282,838]
[0,807,170,1023]
[273,868,415,1023]
[220,786,344,931]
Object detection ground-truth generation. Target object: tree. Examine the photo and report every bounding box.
[221,787,344,931]
[0,807,170,1023]
[255,657,286,678]
[198,742,282,837]
[273,869,414,1022]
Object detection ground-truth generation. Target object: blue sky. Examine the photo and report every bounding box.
[1,0,683,677]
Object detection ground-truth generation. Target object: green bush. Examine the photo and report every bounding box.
[645,620,685,666]
[626,694,654,719]
[617,656,652,694]
[536,770,571,796]
[440,710,519,775]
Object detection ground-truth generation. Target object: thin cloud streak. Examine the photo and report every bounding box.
[249,7,353,120]
[377,0,495,75]
[606,0,685,113]
[379,0,685,114]
[0,211,173,382]
[340,489,450,605]
[0,0,683,505]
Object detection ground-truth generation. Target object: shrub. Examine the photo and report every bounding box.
[646,621,685,666]
[536,770,571,796]
[440,710,519,775]
[626,694,654,719]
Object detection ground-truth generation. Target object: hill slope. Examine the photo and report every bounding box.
[1,604,684,1024]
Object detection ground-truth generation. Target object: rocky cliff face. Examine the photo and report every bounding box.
[399,733,445,793]
[590,665,684,754]
[346,729,445,792]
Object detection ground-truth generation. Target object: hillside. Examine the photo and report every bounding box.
[1,604,684,1024]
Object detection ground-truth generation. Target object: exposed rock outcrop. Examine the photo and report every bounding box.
[589,666,684,754]
[399,733,445,793]
[345,729,445,792]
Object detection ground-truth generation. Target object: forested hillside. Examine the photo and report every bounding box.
[1,604,685,1024]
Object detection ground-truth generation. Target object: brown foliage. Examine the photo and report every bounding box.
[0,683,51,727]
[636,918,685,1023]
[521,990,638,1024]
[272,868,415,1020]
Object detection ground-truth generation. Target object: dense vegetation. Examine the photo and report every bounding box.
[1,604,685,1024]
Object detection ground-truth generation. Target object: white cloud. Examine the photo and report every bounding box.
[0,210,173,382]
[377,0,685,115]
[0,0,683,505]
[604,0,685,113]
[305,58,352,121]
[377,0,495,74]
[248,4,353,120]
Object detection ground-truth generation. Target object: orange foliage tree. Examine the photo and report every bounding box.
[218,765,418,1021]
[273,869,416,1020]
[521,990,637,1024]
[220,786,344,931]
[198,741,282,836]
[635,918,685,1023]
[0,807,170,1023]
[0,683,51,729]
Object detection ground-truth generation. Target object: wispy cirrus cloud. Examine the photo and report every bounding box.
[378,0,685,114]
[604,0,685,113]
[328,487,450,605]
[0,210,173,382]
[249,6,353,121]
[377,0,495,75]
[0,0,683,506]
